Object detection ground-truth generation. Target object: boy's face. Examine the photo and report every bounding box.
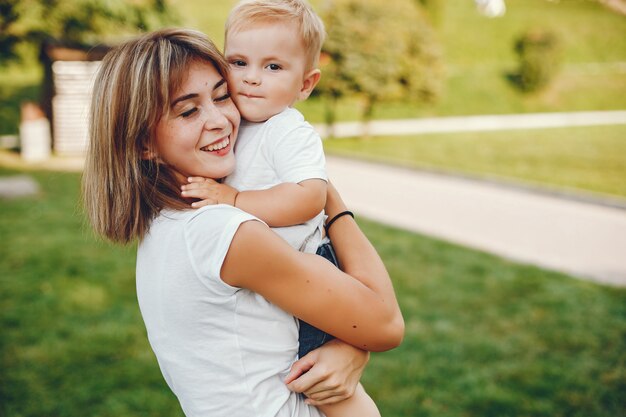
[225,22,310,122]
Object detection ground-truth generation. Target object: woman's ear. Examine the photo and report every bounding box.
[298,69,321,101]
[141,146,158,161]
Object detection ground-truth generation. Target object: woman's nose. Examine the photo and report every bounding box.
[202,104,229,130]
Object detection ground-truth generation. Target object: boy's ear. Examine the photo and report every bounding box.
[298,69,321,101]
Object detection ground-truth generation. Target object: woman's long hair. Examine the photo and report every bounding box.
[82,28,229,244]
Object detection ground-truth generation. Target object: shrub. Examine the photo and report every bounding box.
[513,28,562,93]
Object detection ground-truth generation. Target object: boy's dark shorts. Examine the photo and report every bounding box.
[297,241,338,358]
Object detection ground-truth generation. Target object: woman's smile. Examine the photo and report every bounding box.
[200,135,231,154]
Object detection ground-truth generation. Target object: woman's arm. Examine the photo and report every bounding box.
[221,184,404,351]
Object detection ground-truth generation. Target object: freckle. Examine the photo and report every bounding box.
[352,325,357,329]
[306,280,310,283]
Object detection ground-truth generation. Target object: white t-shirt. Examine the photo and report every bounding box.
[225,108,327,253]
[136,205,325,417]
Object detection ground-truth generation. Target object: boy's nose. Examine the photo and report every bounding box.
[243,70,261,85]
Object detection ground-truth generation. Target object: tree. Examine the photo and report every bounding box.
[317,0,443,136]
[0,0,176,66]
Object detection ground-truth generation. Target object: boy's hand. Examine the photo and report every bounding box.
[181,177,239,208]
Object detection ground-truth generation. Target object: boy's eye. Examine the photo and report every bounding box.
[231,60,246,67]
[266,63,281,71]
[180,108,198,118]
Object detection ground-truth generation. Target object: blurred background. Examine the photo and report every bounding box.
[1,0,625,416]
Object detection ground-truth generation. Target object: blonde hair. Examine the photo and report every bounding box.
[82,28,229,244]
[225,0,326,70]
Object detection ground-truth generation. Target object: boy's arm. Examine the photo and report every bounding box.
[181,177,326,227]
[236,179,326,226]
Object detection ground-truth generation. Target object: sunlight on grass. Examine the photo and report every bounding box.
[324,125,626,198]
[65,282,109,311]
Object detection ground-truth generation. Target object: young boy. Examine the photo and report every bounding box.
[182,1,381,415]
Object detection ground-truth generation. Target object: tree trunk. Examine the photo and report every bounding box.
[324,95,338,139]
[361,96,375,139]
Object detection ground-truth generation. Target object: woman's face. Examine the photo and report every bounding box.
[154,60,240,182]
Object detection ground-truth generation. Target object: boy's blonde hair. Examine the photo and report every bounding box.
[82,28,229,244]
[225,0,326,70]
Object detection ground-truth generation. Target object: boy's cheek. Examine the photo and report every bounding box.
[229,94,243,112]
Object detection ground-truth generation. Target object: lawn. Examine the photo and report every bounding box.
[1,167,624,416]
[298,0,626,122]
[323,124,626,199]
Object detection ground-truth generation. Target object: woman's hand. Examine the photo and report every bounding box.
[284,339,369,406]
[181,177,239,208]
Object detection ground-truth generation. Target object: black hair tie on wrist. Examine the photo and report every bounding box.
[325,210,354,235]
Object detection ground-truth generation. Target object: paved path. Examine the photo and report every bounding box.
[0,175,39,198]
[2,109,625,285]
[327,156,626,287]
[313,110,626,138]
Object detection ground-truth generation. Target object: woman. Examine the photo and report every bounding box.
[82,28,403,417]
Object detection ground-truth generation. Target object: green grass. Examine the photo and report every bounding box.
[360,216,626,417]
[1,167,625,416]
[0,168,183,416]
[440,0,626,67]
[298,0,626,122]
[323,124,626,199]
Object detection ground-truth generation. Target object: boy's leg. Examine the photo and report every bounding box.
[317,383,381,417]
[298,241,338,358]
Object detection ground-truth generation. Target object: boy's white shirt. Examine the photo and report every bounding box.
[225,107,327,253]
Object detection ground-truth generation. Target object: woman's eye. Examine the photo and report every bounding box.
[214,93,231,103]
[267,63,281,71]
[180,108,198,118]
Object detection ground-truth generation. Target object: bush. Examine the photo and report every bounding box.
[513,29,562,93]
[416,0,445,25]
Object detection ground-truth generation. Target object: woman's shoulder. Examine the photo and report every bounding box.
[152,205,262,238]
[183,205,260,230]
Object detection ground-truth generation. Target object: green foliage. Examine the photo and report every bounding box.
[513,28,562,93]
[415,0,445,25]
[0,0,178,66]
[0,0,21,63]
[1,166,624,416]
[317,0,443,127]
